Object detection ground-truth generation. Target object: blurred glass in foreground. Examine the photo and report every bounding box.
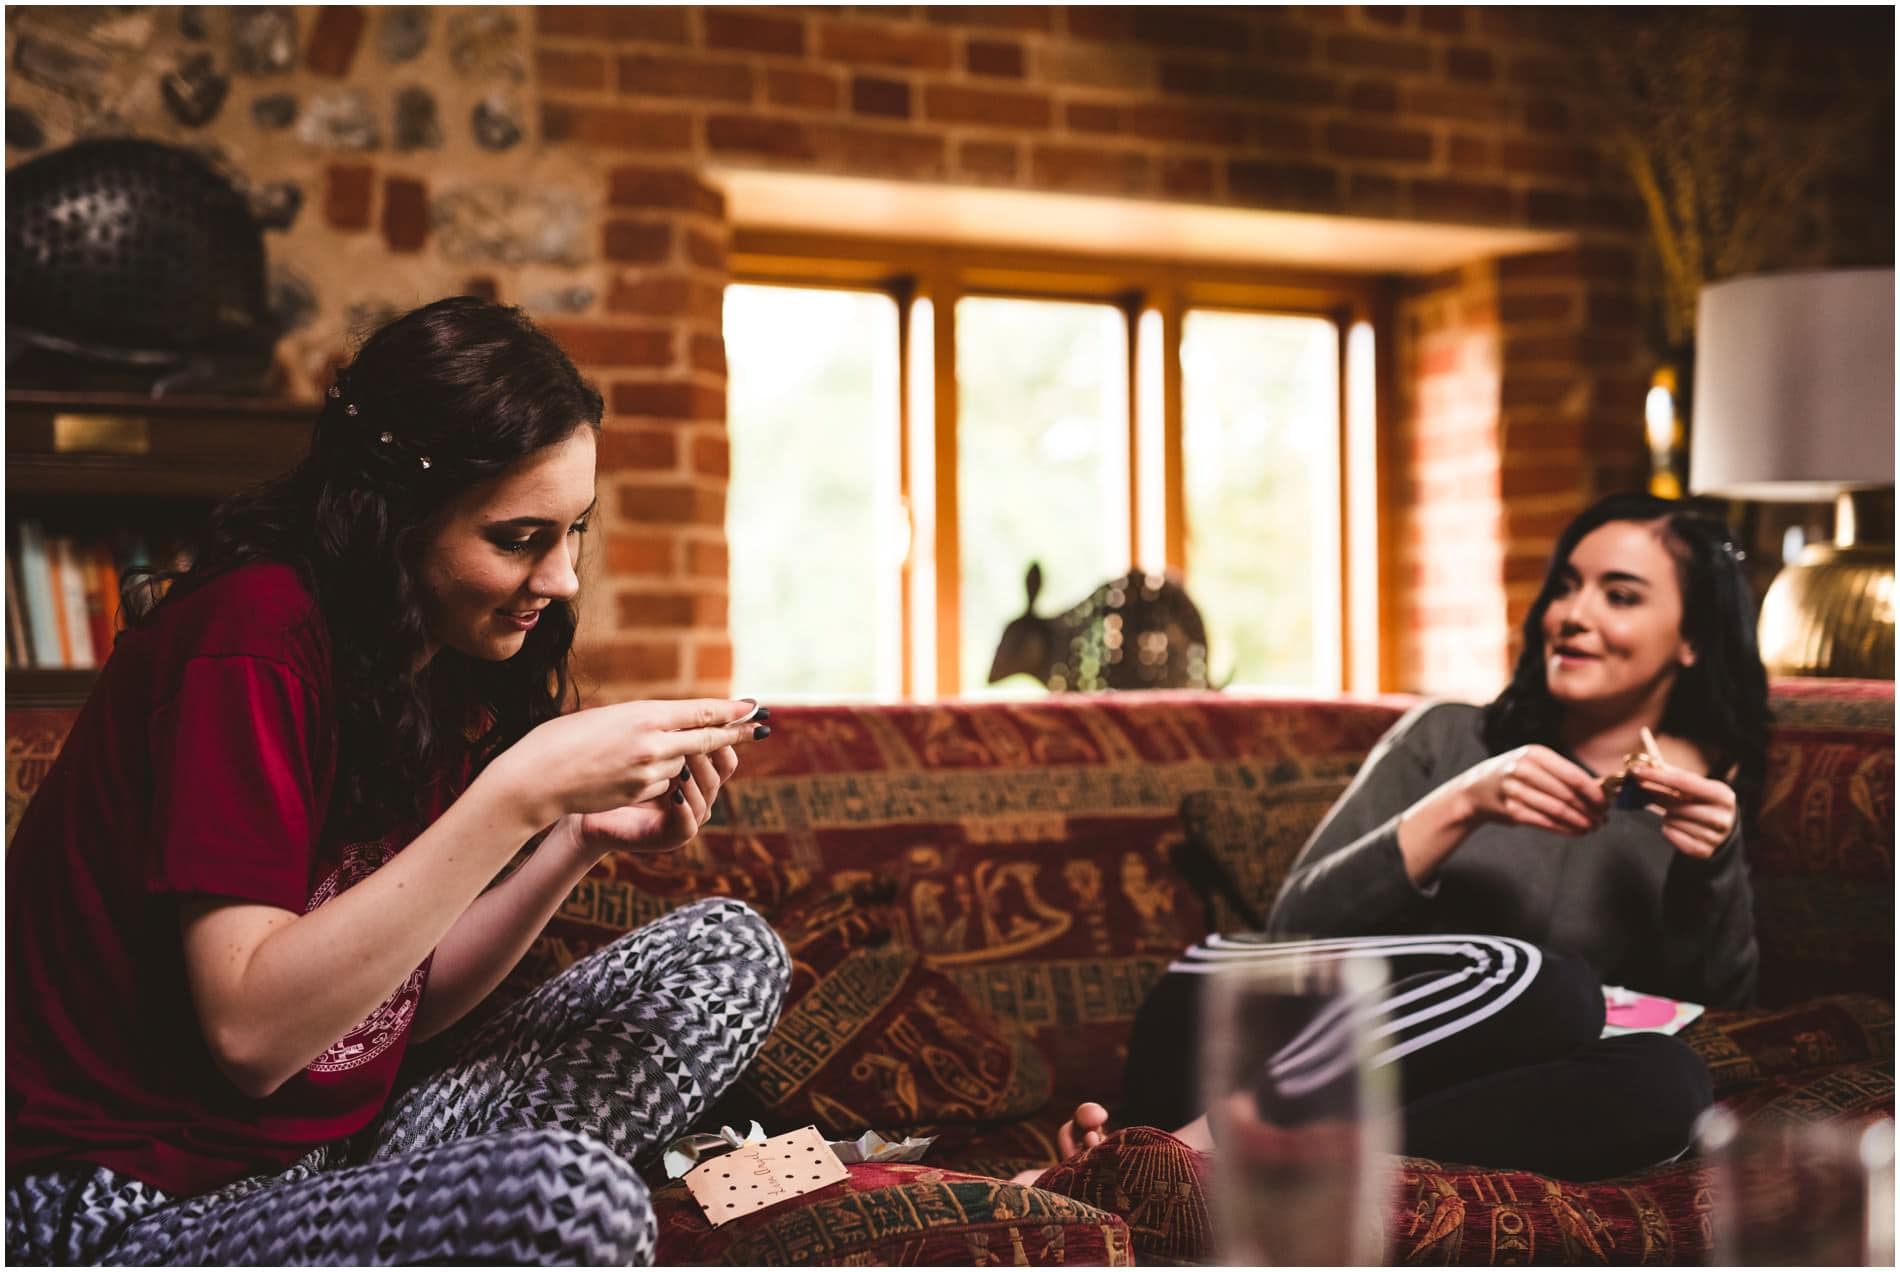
[1696,1106,1894,1265]
[1199,950,1396,1265]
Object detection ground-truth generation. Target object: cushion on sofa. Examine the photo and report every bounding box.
[1748,679,1894,1007]
[712,885,1051,1135]
[1027,1126,1214,1265]
[1683,993,1895,1097]
[5,707,73,844]
[650,1161,1134,1265]
[1176,775,1355,933]
[1033,1128,1721,1266]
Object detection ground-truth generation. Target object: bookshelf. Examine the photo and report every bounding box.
[7,391,317,708]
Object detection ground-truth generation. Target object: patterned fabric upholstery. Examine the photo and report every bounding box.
[1038,1049,1895,1267]
[710,884,1051,1135]
[6,682,1891,1265]
[5,707,72,845]
[1682,993,1894,1097]
[648,1160,1134,1265]
[1746,680,1894,1006]
[1027,1127,1213,1265]
[1176,776,1356,932]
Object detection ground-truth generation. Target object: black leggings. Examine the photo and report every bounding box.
[1122,934,1712,1181]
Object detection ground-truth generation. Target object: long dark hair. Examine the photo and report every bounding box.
[1481,492,1772,815]
[128,297,604,838]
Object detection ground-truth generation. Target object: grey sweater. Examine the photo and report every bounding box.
[1266,701,1758,1009]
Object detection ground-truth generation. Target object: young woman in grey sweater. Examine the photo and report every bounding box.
[1038,492,1770,1183]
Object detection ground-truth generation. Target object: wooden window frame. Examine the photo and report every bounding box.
[729,230,1399,698]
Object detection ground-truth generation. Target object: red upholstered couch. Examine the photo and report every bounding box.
[6,679,1891,1265]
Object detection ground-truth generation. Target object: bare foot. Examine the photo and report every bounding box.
[1010,1102,1113,1185]
[1059,1102,1112,1159]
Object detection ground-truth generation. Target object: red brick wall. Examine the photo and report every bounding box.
[555,167,736,698]
[527,5,1658,698]
[1396,262,1508,697]
[7,6,1885,700]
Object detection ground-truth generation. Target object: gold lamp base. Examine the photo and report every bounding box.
[1757,493,1895,679]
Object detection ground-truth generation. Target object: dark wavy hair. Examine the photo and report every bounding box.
[1481,492,1772,816]
[127,297,604,838]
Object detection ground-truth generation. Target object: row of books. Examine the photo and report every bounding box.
[5,524,180,670]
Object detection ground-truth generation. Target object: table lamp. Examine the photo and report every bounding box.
[1689,268,1895,678]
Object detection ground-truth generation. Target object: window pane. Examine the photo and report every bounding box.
[1182,310,1341,690]
[725,284,900,697]
[957,296,1129,694]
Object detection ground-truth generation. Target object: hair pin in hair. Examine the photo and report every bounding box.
[326,384,340,399]
[378,432,394,445]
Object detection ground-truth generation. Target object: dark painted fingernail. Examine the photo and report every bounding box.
[679,761,690,777]
[672,787,687,804]
[753,706,771,722]
[754,724,771,740]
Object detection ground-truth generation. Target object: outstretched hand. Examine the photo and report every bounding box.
[491,696,768,833]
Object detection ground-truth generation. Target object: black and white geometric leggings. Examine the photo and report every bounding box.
[1123,932,1713,1180]
[6,898,790,1266]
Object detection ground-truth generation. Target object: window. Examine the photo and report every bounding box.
[956,297,1129,695]
[723,284,901,698]
[1181,310,1341,690]
[723,237,1386,700]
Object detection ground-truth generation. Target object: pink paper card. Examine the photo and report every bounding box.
[1601,984,1705,1037]
[683,1125,848,1227]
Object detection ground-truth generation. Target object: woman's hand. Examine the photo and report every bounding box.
[1395,743,1606,886]
[566,745,742,860]
[486,697,766,831]
[1459,745,1608,835]
[1624,757,1738,859]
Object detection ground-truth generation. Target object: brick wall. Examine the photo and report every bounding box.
[7,6,1889,700]
[1396,262,1508,698]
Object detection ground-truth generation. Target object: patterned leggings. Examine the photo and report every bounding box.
[7,898,790,1266]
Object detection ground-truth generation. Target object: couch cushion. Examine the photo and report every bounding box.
[1031,1128,1729,1266]
[1683,993,1894,1097]
[5,706,75,844]
[1176,775,1356,933]
[1035,1074,1891,1269]
[1716,1056,1895,1127]
[650,1160,1134,1265]
[1027,1126,1213,1265]
[1749,679,1894,1007]
[714,885,1051,1135]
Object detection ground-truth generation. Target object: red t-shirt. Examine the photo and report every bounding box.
[7,562,437,1196]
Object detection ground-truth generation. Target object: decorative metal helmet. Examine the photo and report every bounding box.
[6,138,277,393]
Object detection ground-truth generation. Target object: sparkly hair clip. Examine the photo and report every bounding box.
[375,430,432,470]
[333,382,430,469]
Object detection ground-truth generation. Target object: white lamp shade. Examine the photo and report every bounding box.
[1689,268,1895,501]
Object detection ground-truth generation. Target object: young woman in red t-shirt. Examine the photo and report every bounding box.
[7,297,786,1264]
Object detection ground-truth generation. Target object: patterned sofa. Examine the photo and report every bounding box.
[5,679,1891,1265]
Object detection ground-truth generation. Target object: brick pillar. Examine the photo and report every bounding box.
[1395,262,1510,699]
[1495,243,1648,660]
[557,166,732,705]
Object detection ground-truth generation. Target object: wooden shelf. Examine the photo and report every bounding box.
[6,390,317,498]
[7,667,98,709]
[6,392,319,699]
